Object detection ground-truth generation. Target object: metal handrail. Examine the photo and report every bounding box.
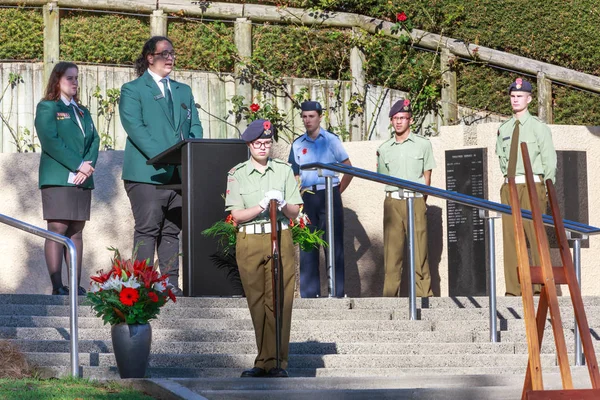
[302,162,599,352]
[0,213,80,377]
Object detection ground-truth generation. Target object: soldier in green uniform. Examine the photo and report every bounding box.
[377,99,435,298]
[225,119,303,378]
[496,78,557,296]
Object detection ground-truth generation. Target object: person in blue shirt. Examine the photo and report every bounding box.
[288,101,353,298]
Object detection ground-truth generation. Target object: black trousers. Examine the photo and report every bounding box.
[124,181,182,287]
[299,186,345,297]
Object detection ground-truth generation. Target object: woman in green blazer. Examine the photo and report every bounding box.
[34,62,100,295]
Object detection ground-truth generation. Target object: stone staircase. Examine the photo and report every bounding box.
[2,294,599,382]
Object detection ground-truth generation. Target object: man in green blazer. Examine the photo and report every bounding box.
[119,36,203,296]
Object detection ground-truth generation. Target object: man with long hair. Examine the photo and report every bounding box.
[119,36,203,296]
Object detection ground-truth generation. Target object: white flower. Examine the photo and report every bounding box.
[90,282,102,293]
[122,277,141,289]
[153,280,171,292]
[101,275,123,291]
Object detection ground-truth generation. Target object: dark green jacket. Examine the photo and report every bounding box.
[35,99,100,189]
[119,71,203,184]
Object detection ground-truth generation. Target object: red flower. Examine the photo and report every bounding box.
[263,120,272,130]
[403,99,411,107]
[119,287,140,306]
[148,292,159,303]
[516,78,523,85]
[167,288,178,302]
[250,103,260,112]
[302,148,308,155]
[396,12,407,22]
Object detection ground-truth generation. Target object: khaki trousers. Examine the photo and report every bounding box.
[383,197,432,297]
[236,229,295,370]
[500,182,546,296]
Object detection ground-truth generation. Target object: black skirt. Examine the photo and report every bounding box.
[41,186,92,221]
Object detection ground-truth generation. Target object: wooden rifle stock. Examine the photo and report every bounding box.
[269,199,283,370]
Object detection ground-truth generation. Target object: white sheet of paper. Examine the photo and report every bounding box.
[68,172,77,184]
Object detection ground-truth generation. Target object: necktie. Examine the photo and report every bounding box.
[506,119,520,178]
[160,78,174,121]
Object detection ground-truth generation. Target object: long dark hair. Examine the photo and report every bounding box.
[134,36,173,77]
[43,62,79,102]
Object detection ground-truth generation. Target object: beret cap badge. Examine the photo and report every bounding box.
[263,120,272,135]
[515,78,522,90]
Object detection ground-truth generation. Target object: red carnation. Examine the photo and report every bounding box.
[119,287,140,306]
[148,292,159,303]
[302,148,308,155]
[396,12,407,22]
[250,103,260,112]
[263,120,272,130]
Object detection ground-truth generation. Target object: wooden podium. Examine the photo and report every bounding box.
[147,139,248,296]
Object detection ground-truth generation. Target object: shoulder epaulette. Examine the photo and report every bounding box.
[227,162,246,175]
[272,158,291,166]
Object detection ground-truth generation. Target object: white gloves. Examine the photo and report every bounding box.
[259,190,287,211]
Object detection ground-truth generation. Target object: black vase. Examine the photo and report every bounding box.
[111,323,152,378]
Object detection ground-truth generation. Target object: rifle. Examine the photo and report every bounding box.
[269,199,283,371]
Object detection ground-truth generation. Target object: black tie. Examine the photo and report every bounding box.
[507,120,520,178]
[160,78,174,121]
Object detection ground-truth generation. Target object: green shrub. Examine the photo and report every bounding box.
[0,8,43,61]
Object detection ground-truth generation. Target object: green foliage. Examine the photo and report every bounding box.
[553,85,600,126]
[0,8,43,61]
[168,19,237,72]
[90,86,120,150]
[0,377,155,399]
[60,11,148,64]
[201,219,238,255]
[252,25,352,80]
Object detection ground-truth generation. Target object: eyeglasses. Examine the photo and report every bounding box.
[250,140,273,149]
[392,117,411,122]
[152,51,176,59]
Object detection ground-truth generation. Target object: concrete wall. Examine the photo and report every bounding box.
[2,123,600,296]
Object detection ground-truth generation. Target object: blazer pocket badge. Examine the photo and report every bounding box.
[154,94,164,100]
[187,109,192,120]
[56,112,71,120]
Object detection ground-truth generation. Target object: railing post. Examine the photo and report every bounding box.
[323,174,336,297]
[407,197,417,320]
[234,18,253,134]
[150,9,168,37]
[350,27,366,141]
[441,48,458,125]
[43,2,60,84]
[537,71,553,124]
[567,231,586,366]
[480,209,501,343]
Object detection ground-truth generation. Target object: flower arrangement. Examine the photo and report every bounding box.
[86,247,177,326]
[202,207,327,253]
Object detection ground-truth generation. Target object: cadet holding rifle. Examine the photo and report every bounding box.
[225,119,302,378]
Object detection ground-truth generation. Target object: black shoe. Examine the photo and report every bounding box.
[240,367,266,378]
[52,286,69,295]
[77,286,87,296]
[267,367,289,378]
[170,287,184,297]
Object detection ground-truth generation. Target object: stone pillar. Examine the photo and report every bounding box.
[349,28,366,141]
[234,18,252,132]
[537,71,553,124]
[43,2,59,84]
[150,9,167,37]
[440,48,458,125]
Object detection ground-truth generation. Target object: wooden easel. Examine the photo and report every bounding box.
[509,142,600,399]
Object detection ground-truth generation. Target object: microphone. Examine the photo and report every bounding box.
[194,102,242,139]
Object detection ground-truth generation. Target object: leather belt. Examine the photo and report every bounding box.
[386,190,423,200]
[504,175,542,184]
[303,183,339,192]
[240,222,289,234]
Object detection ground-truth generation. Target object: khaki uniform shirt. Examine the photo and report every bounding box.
[377,132,436,192]
[495,110,557,183]
[225,158,303,226]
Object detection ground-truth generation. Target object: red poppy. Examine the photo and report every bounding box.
[148,292,159,303]
[302,148,308,155]
[516,78,523,85]
[250,103,260,112]
[119,287,140,306]
[396,12,407,22]
[263,120,272,130]
[403,99,411,107]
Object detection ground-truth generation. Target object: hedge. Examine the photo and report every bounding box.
[0,8,43,61]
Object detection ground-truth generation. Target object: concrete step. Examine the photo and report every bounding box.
[9,339,522,355]
[25,352,559,369]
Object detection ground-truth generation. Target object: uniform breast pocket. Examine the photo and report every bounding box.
[409,155,424,176]
[523,139,539,154]
[240,188,259,207]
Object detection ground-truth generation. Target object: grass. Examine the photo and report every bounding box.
[0,377,156,399]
